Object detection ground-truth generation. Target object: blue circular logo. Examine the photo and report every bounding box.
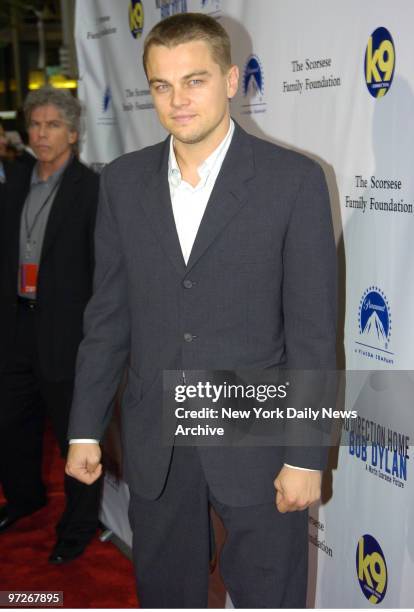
[129,0,144,39]
[243,55,264,97]
[356,534,387,604]
[364,27,395,98]
[358,287,391,348]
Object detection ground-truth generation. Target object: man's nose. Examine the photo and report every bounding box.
[38,124,48,138]
[170,87,190,108]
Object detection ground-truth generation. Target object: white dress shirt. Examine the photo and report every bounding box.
[168,119,234,264]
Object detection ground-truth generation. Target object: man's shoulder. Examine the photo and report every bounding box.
[70,157,100,186]
[102,140,166,182]
[245,129,318,174]
[236,124,320,181]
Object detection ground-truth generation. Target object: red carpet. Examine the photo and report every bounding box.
[0,423,137,608]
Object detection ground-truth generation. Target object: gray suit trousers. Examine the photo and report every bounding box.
[128,446,308,608]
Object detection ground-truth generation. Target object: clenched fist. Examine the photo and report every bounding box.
[66,443,102,485]
[274,465,322,513]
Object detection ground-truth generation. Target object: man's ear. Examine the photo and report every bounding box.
[68,130,78,145]
[227,64,239,99]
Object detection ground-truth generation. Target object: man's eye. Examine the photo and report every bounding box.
[188,79,202,86]
[156,84,169,92]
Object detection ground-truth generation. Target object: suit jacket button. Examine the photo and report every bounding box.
[183,280,193,289]
[184,333,194,343]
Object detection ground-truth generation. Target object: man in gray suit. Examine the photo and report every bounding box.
[67,13,336,608]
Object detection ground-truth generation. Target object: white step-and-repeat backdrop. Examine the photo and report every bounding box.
[74,0,413,607]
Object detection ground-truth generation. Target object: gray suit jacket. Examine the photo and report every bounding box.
[69,122,337,505]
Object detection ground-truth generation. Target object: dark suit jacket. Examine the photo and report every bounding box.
[0,159,19,203]
[69,123,337,505]
[0,157,99,381]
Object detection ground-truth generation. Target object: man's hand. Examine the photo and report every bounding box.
[65,443,102,485]
[274,465,322,513]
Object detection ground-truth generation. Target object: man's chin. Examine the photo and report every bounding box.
[171,129,207,146]
[34,152,51,162]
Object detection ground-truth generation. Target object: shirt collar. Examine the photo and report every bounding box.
[31,154,72,187]
[168,119,234,189]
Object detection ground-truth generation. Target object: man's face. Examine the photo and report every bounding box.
[28,104,77,168]
[146,40,238,146]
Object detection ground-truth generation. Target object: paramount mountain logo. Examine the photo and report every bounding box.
[359,289,390,346]
[240,55,266,116]
[243,55,264,97]
[355,287,394,364]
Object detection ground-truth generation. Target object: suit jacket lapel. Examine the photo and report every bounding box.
[40,157,82,264]
[186,123,255,273]
[138,138,187,276]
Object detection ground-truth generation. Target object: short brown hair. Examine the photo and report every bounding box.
[143,12,232,76]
